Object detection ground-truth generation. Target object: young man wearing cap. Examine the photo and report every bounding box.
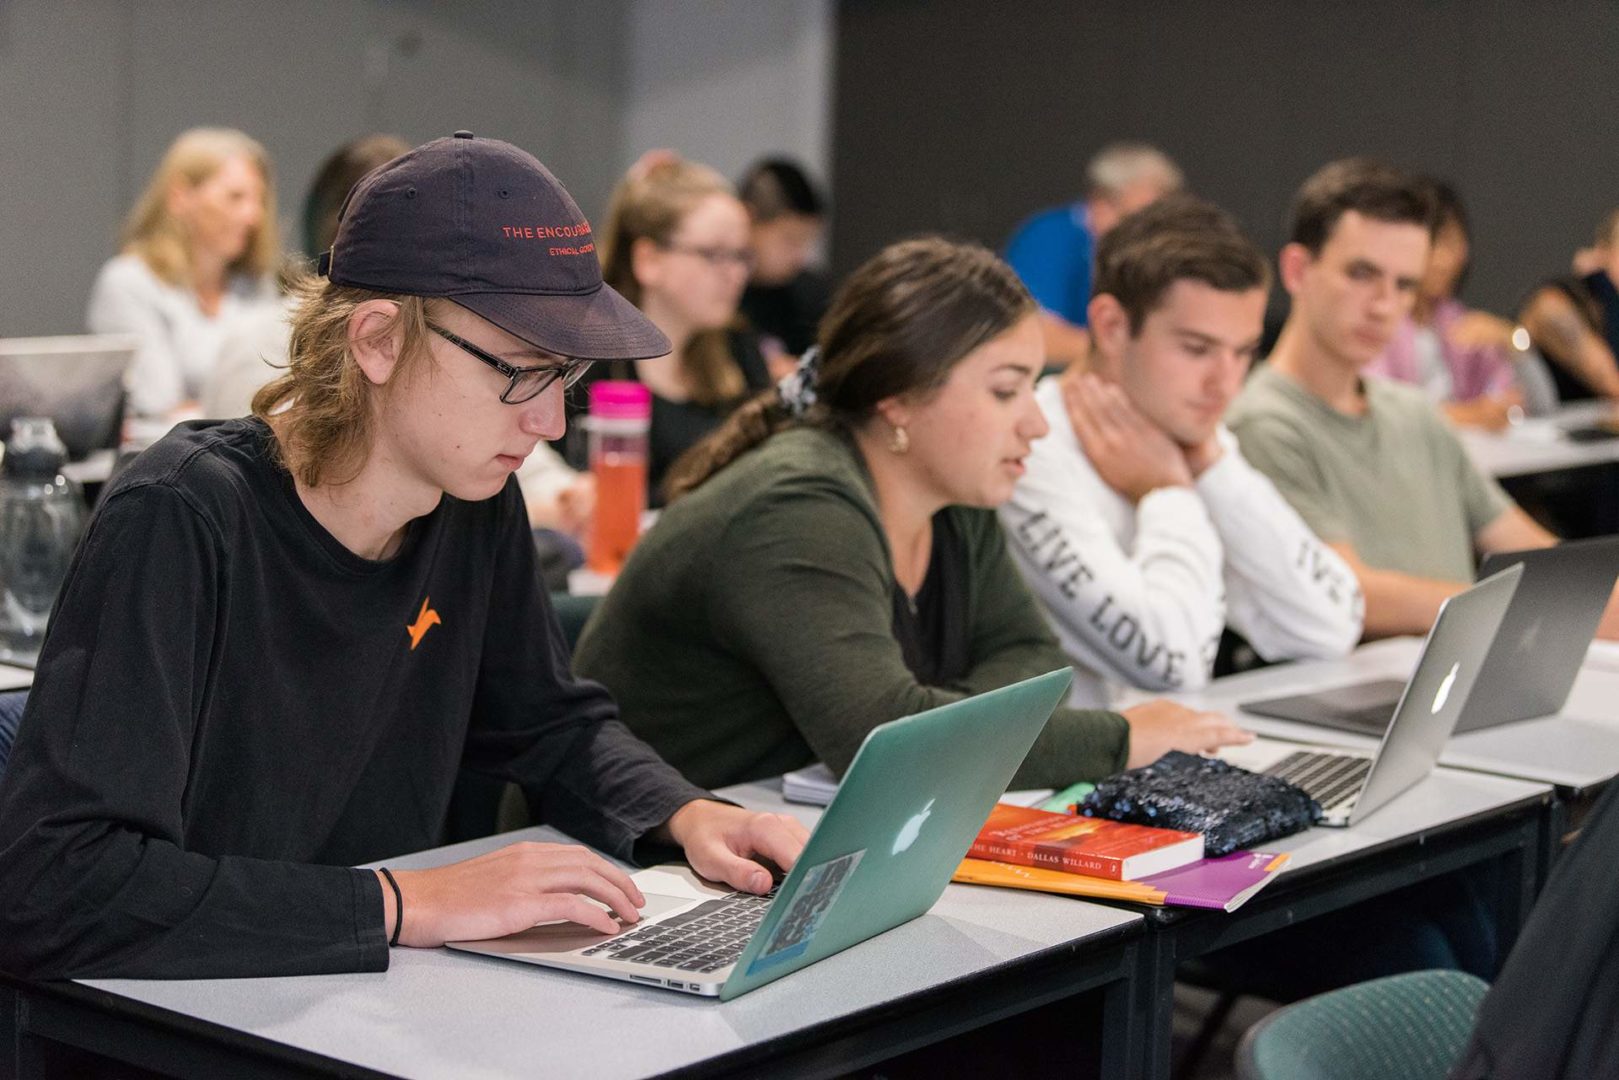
[0,133,807,981]
[1001,196,1362,707]
[1227,159,1573,638]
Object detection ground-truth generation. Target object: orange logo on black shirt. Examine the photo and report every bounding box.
[407,597,441,651]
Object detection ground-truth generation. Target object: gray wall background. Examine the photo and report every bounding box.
[13,1,1613,338]
[624,1,831,188]
[0,0,834,337]
[832,0,1619,317]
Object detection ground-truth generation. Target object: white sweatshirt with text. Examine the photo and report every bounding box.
[1001,378,1363,708]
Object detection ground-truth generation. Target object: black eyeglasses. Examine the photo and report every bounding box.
[658,243,756,272]
[427,323,593,404]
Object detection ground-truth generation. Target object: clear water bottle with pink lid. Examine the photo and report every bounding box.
[585,381,651,575]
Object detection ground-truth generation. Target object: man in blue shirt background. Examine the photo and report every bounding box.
[1004,142,1183,367]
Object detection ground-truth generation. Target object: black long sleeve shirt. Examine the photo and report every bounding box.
[0,418,708,980]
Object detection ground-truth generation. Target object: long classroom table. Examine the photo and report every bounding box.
[0,662,1561,1080]
[2,820,1145,1079]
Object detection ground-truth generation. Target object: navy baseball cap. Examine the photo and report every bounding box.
[320,131,670,362]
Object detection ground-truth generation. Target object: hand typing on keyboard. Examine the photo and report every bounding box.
[1123,700,1253,768]
[655,800,811,896]
[380,841,650,947]
[379,803,806,950]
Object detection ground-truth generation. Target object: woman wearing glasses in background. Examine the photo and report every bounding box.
[567,157,771,506]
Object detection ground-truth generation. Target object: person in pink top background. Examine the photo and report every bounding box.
[1365,179,1556,429]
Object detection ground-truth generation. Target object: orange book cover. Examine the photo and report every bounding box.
[953,851,1291,913]
[967,803,1204,881]
[953,859,1167,903]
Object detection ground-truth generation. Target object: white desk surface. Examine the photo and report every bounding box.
[0,664,31,691]
[62,756,1549,1078]
[60,449,118,486]
[1459,400,1619,479]
[80,812,1141,1080]
[1141,636,1619,792]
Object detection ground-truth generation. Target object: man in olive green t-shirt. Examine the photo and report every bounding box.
[1228,160,1561,638]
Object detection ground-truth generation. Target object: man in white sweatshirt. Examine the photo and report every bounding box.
[1001,195,1363,707]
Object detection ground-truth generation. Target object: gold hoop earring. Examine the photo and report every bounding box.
[888,425,910,454]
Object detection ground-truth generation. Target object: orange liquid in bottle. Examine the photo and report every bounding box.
[586,452,647,575]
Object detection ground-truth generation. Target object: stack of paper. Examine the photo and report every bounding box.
[780,764,1054,809]
[782,763,839,805]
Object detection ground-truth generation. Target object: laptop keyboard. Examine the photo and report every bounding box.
[578,890,776,974]
[1265,750,1372,812]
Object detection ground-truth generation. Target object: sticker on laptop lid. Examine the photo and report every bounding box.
[747,849,865,974]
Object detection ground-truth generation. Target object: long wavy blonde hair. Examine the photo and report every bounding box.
[121,127,280,286]
[251,277,436,488]
[599,159,746,406]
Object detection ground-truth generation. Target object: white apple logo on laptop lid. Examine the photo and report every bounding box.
[1431,661,1460,714]
[892,798,935,854]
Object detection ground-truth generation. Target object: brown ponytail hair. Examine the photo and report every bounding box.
[665,236,1035,500]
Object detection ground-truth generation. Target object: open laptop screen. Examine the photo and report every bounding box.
[0,335,136,460]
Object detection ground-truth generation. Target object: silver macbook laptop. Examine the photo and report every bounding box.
[1242,538,1616,738]
[0,335,136,460]
[1464,538,1619,731]
[1224,566,1522,826]
[448,669,1073,999]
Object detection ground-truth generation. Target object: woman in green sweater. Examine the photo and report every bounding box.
[573,237,1249,790]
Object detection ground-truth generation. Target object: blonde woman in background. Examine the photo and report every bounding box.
[200,133,411,422]
[87,127,281,418]
[567,156,770,506]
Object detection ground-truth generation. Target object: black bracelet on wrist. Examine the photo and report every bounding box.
[379,867,403,947]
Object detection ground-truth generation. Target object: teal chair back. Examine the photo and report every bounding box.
[1237,969,1488,1080]
[550,591,600,652]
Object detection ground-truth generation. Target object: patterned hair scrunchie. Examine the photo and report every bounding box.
[776,345,822,418]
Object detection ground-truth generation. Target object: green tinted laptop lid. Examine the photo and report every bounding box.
[719,668,1073,1000]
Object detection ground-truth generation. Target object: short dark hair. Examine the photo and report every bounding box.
[1426,178,1469,241]
[737,158,825,220]
[1092,194,1271,333]
[1423,177,1472,293]
[302,134,411,256]
[1288,158,1438,254]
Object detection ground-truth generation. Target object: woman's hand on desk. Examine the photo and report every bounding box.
[663,800,811,895]
[380,842,649,946]
[1121,700,1252,769]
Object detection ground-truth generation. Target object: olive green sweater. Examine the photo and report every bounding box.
[572,427,1130,791]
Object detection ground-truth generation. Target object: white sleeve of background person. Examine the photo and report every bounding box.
[86,255,186,418]
[516,442,580,509]
[999,379,1228,706]
[1196,427,1364,659]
